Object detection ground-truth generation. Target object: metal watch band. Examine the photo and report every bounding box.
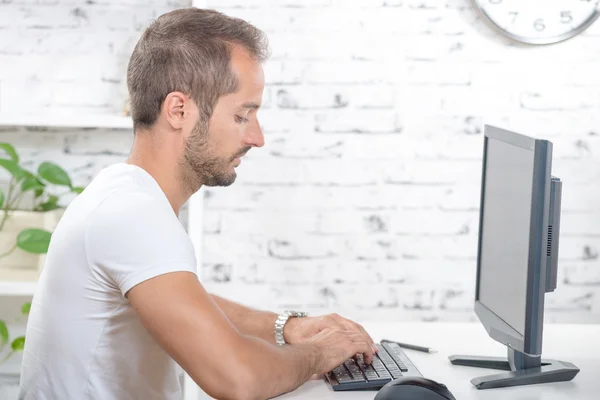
[274,310,307,346]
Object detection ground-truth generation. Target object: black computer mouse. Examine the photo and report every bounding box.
[374,376,456,400]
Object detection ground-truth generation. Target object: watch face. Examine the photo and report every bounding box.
[285,311,307,317]
[473,0,600,44]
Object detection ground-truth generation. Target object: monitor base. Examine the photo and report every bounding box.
[448,354,579,389]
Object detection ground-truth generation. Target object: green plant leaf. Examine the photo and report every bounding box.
[72,186,85,195]
[20,170,47,197]
[16,228,52,254]
[22,170,36,179]
[0,189,4,209]
[21,176,46,193]
[0,320,8,345]
[0,143,19,163]
[21,302,31,315]
[11,336,25,351]
[38,162,72,187]
[39,195,59,211]
[0,159,24,181]
[39,203,59,211]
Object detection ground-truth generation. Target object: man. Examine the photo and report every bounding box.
[19,7,377,400]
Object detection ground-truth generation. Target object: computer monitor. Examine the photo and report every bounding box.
[448,125,579,389]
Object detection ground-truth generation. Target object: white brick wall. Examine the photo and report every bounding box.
[0,0,599,323]
[201,0,600,323]
[0,0,190,115]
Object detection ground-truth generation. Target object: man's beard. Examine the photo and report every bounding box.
[179,119,250,192]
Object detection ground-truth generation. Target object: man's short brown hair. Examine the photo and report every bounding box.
[127,8,269,131]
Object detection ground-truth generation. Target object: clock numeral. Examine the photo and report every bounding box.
[534,18,546,31]
[561,11,573,23]
[508,12,518,24]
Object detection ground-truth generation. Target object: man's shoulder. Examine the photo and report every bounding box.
[84,163,170,216]
[90,187,168,224]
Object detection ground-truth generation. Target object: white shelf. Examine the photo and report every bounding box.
[0,114,133,130]
[0,281,36,296]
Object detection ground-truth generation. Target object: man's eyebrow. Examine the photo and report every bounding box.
[241,102,261,109]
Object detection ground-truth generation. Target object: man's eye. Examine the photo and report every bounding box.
[235,115,249,124]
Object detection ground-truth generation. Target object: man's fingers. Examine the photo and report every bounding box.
[337,318,377,352]
[323,314,378,361]
[347,333,375,365]
[356,342,374,365]
[350,346,373,365]
[355,323,377,351]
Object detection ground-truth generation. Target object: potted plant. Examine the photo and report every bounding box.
[0,142,84,281]
[0,142,84,396]
[0,302,28,364]
[0,301,29,398]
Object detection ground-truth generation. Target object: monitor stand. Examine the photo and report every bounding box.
[448,348,579,389]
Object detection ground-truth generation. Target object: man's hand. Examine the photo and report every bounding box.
[284,313,378,354]
[306,327,376,373]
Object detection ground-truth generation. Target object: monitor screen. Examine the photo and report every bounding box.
[478,137,535,336]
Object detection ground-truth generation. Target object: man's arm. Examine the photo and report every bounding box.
[128,272,375,400]
[211,294,378,350]
[210,294,280,345]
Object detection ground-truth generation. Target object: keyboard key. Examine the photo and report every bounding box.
[342,359,366,380]
[348,365,362,374]
[337,374,364,383]
[356,358,371,371]
[390,370,403,379]
[377,370,391,379]
[333,372,351,381]
[332,365,348,375]
[355,360,378,380]
[373,356,389,368]
[327,341,421,391]
[382,342,410,372]
[378,354,395,364]
[365,371,379,380]
[371,357,384,367]
[332,366,351,381]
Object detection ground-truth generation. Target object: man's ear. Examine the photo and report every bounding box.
[162,91,197,130]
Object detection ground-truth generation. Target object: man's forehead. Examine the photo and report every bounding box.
[228,45,265,110]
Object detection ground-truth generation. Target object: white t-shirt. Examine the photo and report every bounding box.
[19,163,198,400]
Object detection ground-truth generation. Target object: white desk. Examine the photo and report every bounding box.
[192,322,600,400]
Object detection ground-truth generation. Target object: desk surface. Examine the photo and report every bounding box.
[194,322,600,400]
[278,322,600,400]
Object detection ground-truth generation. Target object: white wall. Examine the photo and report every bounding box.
[0,0,599,324]
[198,0,600,323]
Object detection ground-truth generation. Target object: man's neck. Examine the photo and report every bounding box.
[126,136,191,215]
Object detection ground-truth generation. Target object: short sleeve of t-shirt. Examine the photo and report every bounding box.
[85,190,197,297]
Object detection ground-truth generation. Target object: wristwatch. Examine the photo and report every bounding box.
[274,310,307,346]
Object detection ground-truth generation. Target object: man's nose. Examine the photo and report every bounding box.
[244,118,264,148]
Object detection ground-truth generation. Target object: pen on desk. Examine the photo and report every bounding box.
[382,339,438,354]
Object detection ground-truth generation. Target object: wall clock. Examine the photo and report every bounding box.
[473,0,600,44]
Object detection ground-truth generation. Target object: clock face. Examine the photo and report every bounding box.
[473,0,600,44]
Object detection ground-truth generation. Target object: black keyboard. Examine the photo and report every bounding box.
[325,339,423,391]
